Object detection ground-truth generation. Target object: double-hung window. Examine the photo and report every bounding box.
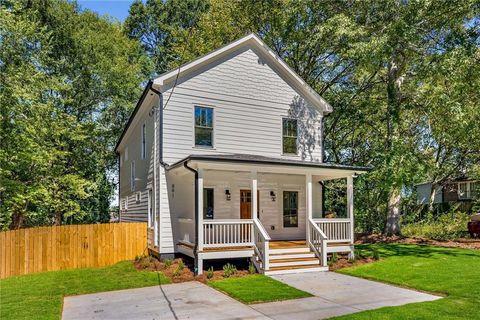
[282,118,298,154]
[283,191,298,227]
[130,161,135,191]
[195,106,214,147]
[141,122,146,159]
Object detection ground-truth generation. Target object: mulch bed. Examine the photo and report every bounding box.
[133,256,252,283]
[356,233,480,250]
[328,255,378,271]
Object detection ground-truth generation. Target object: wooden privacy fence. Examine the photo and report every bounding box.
[0,222,147,279]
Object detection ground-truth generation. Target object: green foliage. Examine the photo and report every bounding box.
[206,266,214,279]
[337,244,480,319]
[372,249,380,261]
[222,263,237,278]
[248,263,256,275]
[0,1,146,230]
[0,261,169,320]
[163,259,172,268]
[402,212,471,240]
[209,275,311,304]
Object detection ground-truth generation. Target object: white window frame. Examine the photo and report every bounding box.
[282,117,298,155]
[458,182,469,200]
[193,105,215,149]
[130,161,135,192]
[141,122,146,159]
[135,191,141,203]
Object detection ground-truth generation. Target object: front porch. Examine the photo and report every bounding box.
[164,154,367,274]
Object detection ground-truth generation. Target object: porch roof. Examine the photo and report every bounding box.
[167,154,371,177]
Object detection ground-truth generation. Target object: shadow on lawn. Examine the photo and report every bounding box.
[358,243,479,259]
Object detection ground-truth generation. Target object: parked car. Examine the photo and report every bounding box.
[467,213,480,238]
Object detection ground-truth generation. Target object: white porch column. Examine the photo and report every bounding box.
[251,170,258,220]
[306,173,312,241]
[198,168,204,251]
[347,175,354,245]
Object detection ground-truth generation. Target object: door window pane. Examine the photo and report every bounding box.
[203,188,214,219]
[283,191,298,227]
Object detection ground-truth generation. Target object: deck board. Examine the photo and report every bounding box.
[269,240,307,249]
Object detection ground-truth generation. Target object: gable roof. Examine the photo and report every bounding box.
[116,33,333,152]
[153,33,333,113]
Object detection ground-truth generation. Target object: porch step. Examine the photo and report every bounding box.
[264,265,329,275]
[269,257,320,268]
[269,247,311,254]
[269,252,316,260]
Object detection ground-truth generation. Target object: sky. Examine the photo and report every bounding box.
[77,0,136,21]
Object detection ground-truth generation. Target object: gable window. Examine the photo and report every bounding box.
[141,122,146,159]
[283,191,298,227]
[282,118,298,154]
[203,188,214,219]
[195,106,214,147]
[130,161,135,191]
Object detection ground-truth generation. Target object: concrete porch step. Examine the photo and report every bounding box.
[264,264,329,275]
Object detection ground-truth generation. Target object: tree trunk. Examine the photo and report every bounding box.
[428,183,437,213]
[9,211,25,230]
[54,211,62,225]
[385,188,401,235]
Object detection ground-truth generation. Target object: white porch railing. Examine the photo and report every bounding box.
[202,219,254,248]
[253,219,271,271]
[307,219,327,266]
[313,218,352,243]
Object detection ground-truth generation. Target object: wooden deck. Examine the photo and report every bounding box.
[269,240,307,249]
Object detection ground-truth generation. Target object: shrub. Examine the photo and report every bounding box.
[177,260,184,270]
[372,249,380,260]
[331,252,338,263]
[206,266,214,279]
[402,212,470,240]
[248,263,256,274]
[222,263,237,278]
[164,259,172,268]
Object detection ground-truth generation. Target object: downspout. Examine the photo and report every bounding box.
[183,161,199,275]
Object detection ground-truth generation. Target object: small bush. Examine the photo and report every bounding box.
[248,263,256,274]
[164,259,172,268]
[372,249,380,260]
[223,263,237,278]
[206,266,214,279]
[178,260,184,270]
[402,212,470,240]
[331,253,338,263]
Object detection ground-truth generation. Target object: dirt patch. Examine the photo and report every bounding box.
[329,255,379,271]
[133,256,253,283]
[356,233,480,250]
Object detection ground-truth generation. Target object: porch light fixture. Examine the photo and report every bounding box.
[225,189,231,201]
[270,191,276,201]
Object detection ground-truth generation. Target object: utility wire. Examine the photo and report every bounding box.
[162,23,195,110]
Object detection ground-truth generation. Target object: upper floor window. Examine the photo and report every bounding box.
[282,118,298,154]
[141,123,146,159]
[195,106,213,147]
[130,161,135,191]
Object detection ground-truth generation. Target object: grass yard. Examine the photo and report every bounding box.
[0,261,169,320]
[333,244,480,320]
[208,274,312,304]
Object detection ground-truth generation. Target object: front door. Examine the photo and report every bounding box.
[240,190,260,219]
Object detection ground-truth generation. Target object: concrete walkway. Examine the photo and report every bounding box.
[250,272,441,320]
[62,272,441,320]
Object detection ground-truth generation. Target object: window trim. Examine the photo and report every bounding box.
[141,122,146,160]
[283,190,299,228]
[282,117,298,155]
[193,105,215,149]
[130,161,135,192]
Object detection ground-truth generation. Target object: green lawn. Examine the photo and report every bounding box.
[208,274,312,304]
[0,261,169,320]
[333,244,480,320]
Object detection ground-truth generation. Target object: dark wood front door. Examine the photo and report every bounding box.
[240,190,260,219]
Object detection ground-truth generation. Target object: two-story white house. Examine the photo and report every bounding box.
[115,34,369,275]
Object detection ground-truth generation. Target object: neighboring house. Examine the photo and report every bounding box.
[416,178,479,211]
[115,34,369,275]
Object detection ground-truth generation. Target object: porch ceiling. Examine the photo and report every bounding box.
[167,154,370,179]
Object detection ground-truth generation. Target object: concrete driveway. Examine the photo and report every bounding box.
[62,272,441,320]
